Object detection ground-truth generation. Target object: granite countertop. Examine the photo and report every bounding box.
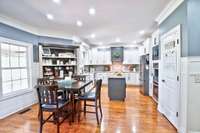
[83,71,139,74]
[108,76,126,79]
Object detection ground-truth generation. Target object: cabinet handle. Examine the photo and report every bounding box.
[162,79,165,83]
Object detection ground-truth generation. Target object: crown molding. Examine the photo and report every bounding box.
[155,0,184,25]
[0,14,73,41]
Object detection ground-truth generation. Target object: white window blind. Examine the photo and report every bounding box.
[1,43,29,95]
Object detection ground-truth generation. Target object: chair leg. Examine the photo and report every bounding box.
[95,101,100,125]
[99,99,103,118]
[78,100,81,122]
[84,100,86,116]
[39,111,43,133]
[57,123,60,133]
[56,114,60,133]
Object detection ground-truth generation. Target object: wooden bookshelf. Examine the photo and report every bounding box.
[39,44,78,79]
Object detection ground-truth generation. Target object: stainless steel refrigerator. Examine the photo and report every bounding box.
[139,54,149,96]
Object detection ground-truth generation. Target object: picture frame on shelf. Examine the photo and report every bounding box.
[42,48,51,56]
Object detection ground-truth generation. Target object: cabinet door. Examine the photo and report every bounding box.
[103,73,108,84]
[92,48,98,64]
[124,49,140,64]
[104,50,111,64]
[123,50,128,64]
[87,50,92,65]
[131,50,140,64]
[99,50,104,64]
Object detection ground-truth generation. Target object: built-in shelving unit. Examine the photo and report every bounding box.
[152,31,160,102]
[39,44,78,79]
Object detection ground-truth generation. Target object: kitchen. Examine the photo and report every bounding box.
[0,0,200,133]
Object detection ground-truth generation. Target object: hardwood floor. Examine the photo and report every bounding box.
[0,86,177,133]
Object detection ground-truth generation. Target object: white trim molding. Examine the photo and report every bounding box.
[155,0,184,25]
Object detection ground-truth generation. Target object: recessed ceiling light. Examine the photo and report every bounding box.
[139,30,145,35]
[99,42,103,45]
[46,14,54,20]
[132,41,137,44]
[52,0,61,4]
[91,33,96,38]
[89,8,96,16]
[115,38,121,42]
[76,20,83,27]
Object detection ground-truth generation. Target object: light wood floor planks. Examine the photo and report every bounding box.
[0,86,177,133]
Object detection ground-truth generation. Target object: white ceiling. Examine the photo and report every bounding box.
[0,0,170,45]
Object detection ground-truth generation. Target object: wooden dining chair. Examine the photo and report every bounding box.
[78,79,103,125]
[37,78,65,118]
[36,84,72,133]
[37,77,50,85]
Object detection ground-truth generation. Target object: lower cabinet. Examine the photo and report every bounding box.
[95,72,140,85]
[96,73,108,85]
[124,73,140,85]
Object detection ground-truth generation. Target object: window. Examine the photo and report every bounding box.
[1,42,29,95]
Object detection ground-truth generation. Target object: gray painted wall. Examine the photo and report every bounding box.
[159,2,188,57]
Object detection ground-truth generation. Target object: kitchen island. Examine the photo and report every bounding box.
[108,76,126,101]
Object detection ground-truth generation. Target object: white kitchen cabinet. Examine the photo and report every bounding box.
[91,48,98,64]
[86,48,111,65]
[143,38,151,54]
[133,73,140,85]
[124,72,140,85]
[139,38,151,56]
[123,48,140,64]
[96,72,108,84]
[104,49,112,64]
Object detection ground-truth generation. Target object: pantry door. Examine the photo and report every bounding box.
[160,25,181,128]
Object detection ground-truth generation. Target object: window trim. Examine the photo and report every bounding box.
[0,37,33,99]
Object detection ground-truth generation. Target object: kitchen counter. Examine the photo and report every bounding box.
[82,71,140,85]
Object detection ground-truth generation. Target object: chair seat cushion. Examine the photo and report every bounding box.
[42,100,70,111]
[79,91,96,100]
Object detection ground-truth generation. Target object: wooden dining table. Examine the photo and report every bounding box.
[58,80,93,122]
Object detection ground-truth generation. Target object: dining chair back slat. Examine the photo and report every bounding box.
[37,85,59,108]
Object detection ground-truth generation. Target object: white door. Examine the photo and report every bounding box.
[160,25,181,128]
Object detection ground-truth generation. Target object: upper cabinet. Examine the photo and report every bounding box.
[86,47,112,65]
[139,38,151,55]
[151,30,159,47]
[143,38,151,54]
[83,46,140,65]
[123,48,140,64]
[151,30,160,61]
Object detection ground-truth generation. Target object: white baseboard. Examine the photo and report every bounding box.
[189,131,200,133]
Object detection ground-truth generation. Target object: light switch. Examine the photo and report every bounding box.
[190,74,200,83]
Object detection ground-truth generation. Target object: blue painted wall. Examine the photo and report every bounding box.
[187,0,200,56]
[38,36,72,45]
[159,2,188,57]
[0,23,39,45]
[0,22,73,45]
